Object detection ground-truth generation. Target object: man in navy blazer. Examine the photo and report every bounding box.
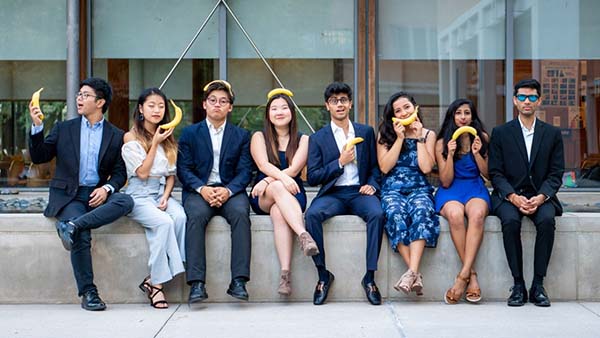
[177,80,253,304]
[28,77,134,311]
[489,78,564,307]
[305,82,385,306]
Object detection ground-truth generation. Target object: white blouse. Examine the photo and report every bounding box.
[121,141,176,178]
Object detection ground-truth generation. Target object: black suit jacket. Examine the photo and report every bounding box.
[488,118,565,216]
[177,120,252,204]
[307,122,381,198]
[29,116,127,217]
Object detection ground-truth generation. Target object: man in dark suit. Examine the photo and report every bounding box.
[305,82,385,306]
[28,77,134,311]
[177,80,253,304]
[489,78,565,307]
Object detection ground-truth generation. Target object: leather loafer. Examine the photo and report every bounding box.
[227,278,249,301]
[361,279,382,305]
[81,289,106,311]
[507,284,527,307]
[313,271,335,305]
[529,284,551,307]
[56,220,76,251]
[188,281,208,304]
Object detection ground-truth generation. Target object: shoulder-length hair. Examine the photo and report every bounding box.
[131,87,178,165]
[436,98,488,160]
[377,91,424,149]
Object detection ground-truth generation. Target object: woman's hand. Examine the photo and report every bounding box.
[157,195,169,211]
[251,179,268,198]
[447,139,457,156]
[152,127,173,147]
[471,136,482,155]
[392,120,405,140]
[280,174,300,195]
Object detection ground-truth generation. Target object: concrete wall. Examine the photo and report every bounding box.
[1,212,598,304]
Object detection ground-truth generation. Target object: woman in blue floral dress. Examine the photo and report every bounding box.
[377,92,439,296]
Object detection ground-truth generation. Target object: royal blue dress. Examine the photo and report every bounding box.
[249,148,306,215]
[381,138,440,249]
[434,152,491,212]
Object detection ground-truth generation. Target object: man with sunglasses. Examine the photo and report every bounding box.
[489,78,564,307]
[177,80,253,304]
[28,77,134,311]
[304,82,385,306]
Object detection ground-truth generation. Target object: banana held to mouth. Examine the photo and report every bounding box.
[391,106,419,126]
[451,126,478,140]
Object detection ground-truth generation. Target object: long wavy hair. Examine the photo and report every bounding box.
[262,94,299,167]
[436,98,488,160]
[131,88,178,165]
[378,91,424,149]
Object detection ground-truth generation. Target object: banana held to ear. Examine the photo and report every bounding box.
[345,137,364,151]
[391,106,419,126]
[31,87,45,120]
[451,126,478,140]
[267,88,293,100]
[159,99,183,130]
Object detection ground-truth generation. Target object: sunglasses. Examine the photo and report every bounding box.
[515,94,539,102]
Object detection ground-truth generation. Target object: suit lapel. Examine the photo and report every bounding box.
[323,125,341,159]
[529,119,545,168]
[509,119,529,166]
[353,122,363,167]
[199,120,213,155]
[219,122,232,161]
[70,117,82,166]
[98,120,113,164]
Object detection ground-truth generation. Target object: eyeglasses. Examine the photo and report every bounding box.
[515,94,539,102]
[206,96,230,106]
[76,92,97,100]
[327,97,350,105]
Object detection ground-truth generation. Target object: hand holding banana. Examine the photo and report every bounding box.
[159,99,183,130]
[392,106,419,126]
[29,88,45,123]
[340,137,363,166]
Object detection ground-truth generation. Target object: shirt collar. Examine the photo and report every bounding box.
[81,116,104,129]
[518,115,536,133]
[207,119,226,134]
[330,120,354,136]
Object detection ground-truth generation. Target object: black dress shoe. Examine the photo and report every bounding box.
[529,284,551,307]
[188,281,208,304]
[227,278,249,301]
[507,284,528,307]
[361,279,382,305]
[56,220,77,251]
[81,289,106,311]
[313,271,335,305]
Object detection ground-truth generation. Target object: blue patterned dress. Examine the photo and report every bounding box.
[381,138,440,249]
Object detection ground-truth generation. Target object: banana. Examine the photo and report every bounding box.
[267,88,294,100]
[203,79,232,92]
[391,106,419,126]
[31,87,44,120]
[451,126,478,140]
[345,137,364,150]
[159,99,183,130]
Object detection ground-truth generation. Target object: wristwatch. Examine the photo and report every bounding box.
[417,137,426,143]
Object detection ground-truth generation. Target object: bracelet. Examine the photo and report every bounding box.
[261,178,270,185]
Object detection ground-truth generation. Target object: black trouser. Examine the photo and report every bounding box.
[56,186,134,296]
[184,192,251,284]
[495,200,556,283]
[304,186,385,272]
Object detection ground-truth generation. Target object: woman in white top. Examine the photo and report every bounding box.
[122,88,186,309]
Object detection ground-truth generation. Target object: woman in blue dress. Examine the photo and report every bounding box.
[377,92,439,296]
[435,98,490,304]
[249,88,318,296]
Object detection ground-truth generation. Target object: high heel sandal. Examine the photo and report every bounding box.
[411,273,424,296]
[394,269,417,294]
[465,272,482,303]
[444,274,469,305]
[139,276,169,309]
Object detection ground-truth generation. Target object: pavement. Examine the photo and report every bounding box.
[2,301,600,338]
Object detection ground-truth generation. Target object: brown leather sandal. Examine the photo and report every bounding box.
[444,274,469,305]
[465,272,482,303]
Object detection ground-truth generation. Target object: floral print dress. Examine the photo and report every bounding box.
[381,137,440,250]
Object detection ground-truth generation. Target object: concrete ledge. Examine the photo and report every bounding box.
[1,212,599,303]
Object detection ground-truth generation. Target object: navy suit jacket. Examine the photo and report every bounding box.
[307,122,381,198]
[488,118,565,216]
[177,120,252,204]
[29,116,127,217]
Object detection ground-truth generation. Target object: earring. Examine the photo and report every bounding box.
[138,114,144,121]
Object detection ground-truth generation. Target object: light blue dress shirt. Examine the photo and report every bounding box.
[79,117,104,187]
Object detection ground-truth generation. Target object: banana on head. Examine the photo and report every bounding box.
[267,88,294,100]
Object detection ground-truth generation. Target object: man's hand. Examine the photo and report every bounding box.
[214,187,231,206]
[359,184,376,196]
[28,101,44,126]
[339,147,355,167]
[200,186,230,207]
[88,188,108,208]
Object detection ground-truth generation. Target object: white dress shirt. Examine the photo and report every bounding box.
[207,120,226,185]
[518,116,536,161]
[330,121,360,186]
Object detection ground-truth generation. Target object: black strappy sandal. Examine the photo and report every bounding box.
[138,276,169,309]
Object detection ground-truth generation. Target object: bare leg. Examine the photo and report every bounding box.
[271,204,294,271]
[397,243,411,267]
[463,199,488,292]
[408,239,426,273]
[259,181,307,236]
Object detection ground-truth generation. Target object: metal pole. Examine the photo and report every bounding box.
[220,0,315,133]
[158,0,221,90]
[66,0,80,119]
[505,0,515,122]
[219,2,227,80]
